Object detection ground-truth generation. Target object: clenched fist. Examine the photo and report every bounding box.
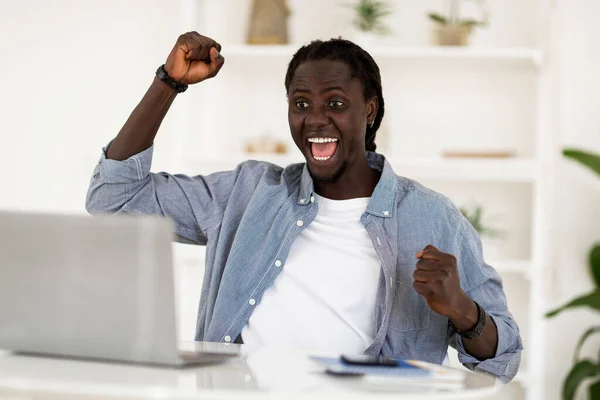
[164,31,225,85]
[413,245,474,320]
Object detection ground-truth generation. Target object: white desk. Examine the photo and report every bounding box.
[0,342,501,400]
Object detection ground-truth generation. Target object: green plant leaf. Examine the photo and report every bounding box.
[564,360,599,400]
[349,0,391,33]
[546,290,600,318]
[459,204,503,238]
[574,326,600,363]
[589,379,600,400]
[591,244,600,289]
[428,12,448,25]
[563,148,600,178]
[461,19,484,27]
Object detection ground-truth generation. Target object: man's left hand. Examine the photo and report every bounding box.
[413,245,473,319]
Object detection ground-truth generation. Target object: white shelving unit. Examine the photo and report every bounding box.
[187,154,541,182]
[223,44,544,66]
[171,1,556,399]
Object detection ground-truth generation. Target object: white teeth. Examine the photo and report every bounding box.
[309,137,337,161]
[308,137,338,144]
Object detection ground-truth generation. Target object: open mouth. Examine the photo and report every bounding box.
[308,137,339,163]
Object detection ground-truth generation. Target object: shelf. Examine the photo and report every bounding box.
[222,44,543,67]
[387,157,539,182]
[186,154,540,183]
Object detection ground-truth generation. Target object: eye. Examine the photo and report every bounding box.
[295,101,309,109]
[329,100,345,108]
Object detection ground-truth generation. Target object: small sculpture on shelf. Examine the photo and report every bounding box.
[346,0,392,47]
[442,149,517,159]
[245,135,288,154]
[247,0,290,45]
[428,0,489,46]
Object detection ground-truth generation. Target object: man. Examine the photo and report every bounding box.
[86,32,522,382]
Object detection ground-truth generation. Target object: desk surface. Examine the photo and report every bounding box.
[0,342,500,400]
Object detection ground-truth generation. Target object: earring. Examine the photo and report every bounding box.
[370,121,375,128]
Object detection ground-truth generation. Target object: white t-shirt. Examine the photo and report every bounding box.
[241,193,381,355]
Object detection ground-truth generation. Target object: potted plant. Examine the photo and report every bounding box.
[428,0,489,46]
[460,203,504,259]
[346,0,392,47]
[546,148,600,400]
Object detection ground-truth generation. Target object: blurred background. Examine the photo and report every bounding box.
[1,1,599,399]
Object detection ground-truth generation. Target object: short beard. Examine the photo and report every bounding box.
[310,160,348,185]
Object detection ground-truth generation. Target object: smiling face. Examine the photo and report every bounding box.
[287,60,377,184]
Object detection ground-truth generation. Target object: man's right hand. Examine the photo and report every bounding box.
[164,31,225,85]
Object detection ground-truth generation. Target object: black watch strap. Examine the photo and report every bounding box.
[155,64,188,93]
[451,301,487,339]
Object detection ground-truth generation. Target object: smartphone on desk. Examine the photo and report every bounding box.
[340,354,398,367]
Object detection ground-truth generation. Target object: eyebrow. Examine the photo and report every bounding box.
[291,85,348,95]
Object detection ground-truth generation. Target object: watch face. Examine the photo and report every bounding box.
[156,65,170,81]
[156,65,187,93]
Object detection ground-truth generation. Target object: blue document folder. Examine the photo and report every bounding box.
[311,356,465,384]
[311,356,432,377]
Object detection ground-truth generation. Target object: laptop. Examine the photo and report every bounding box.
[0,210,238,367]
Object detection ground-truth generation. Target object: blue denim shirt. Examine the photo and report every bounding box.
[86,145,522,382]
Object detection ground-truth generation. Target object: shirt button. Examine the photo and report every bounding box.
[310,196,315,203]
[249,298,256,306]
[299,198,305,204]
[224,335,231,343]
[383,210,389,216]
[296,220,304,227]
[275,260,282,267]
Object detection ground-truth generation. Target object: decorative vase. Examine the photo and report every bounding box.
[247,0,290,45]
[433,25,470,46]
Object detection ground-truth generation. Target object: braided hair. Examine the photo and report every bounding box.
[284,38,385,152]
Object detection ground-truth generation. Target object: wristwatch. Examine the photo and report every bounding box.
[155,64,188,93]
[450,301,487,339]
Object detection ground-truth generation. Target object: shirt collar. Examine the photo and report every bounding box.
[297,151,397,218]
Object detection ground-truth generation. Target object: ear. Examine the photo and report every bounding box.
[366,96,378,126]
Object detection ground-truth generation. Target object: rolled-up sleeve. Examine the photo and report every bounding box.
[86,143,240,244]
[450,223,524,383]
[452,277,523,382]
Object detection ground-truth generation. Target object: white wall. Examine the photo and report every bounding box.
[545,1,600,399]
[0,0,186,212]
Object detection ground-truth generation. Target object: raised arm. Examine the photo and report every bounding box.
[86,32,231,244]
[106,31,225,160]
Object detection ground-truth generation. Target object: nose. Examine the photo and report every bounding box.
[305,104,330,130]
